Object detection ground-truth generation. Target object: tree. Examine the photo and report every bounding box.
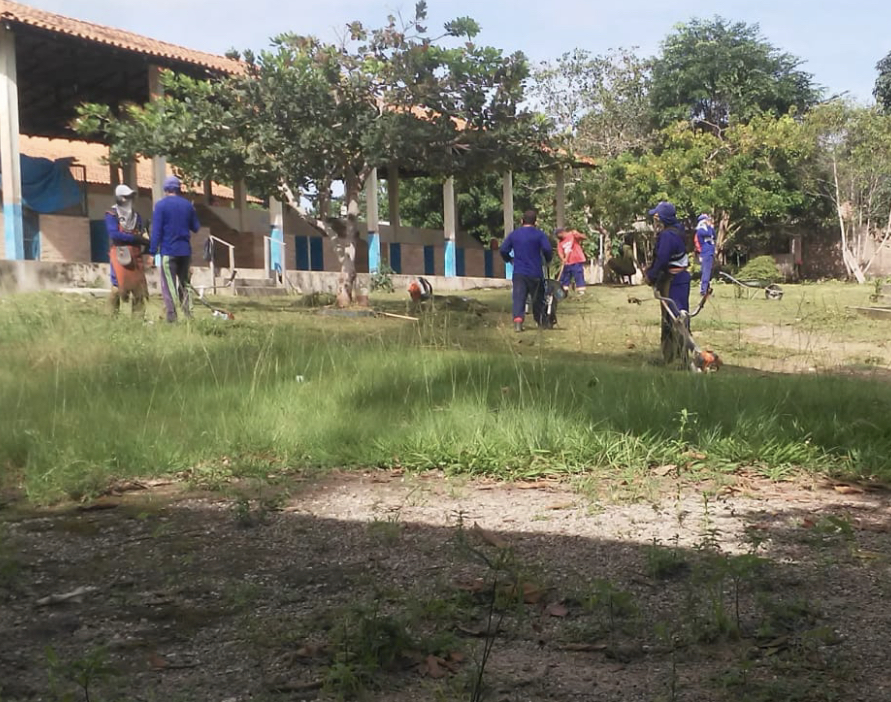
[643,114,813,253]
[875,50,891,111]
[804,101,891,281]
[650,17,820,130]
[532,48,654,159]
[566,112,813,267]
[75,3,551,301]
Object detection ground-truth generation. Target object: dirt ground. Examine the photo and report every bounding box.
[2,471,890,702]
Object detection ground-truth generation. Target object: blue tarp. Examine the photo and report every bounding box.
[0,154,82,214]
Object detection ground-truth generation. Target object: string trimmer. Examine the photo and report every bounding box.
[653,287,721,372]
[186,283,235,320]
[628,286,720,372]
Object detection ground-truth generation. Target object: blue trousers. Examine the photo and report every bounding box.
[700,251,714,295]
[560,262,586,289]
[512,275,544,324]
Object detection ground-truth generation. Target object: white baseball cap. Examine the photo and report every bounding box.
[115,184,136,198]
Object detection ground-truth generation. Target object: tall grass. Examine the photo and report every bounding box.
[1,292,889,503]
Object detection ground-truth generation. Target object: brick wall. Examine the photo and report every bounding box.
[802,233,846,279]
[39,215,92,263]
[464,249,485,278]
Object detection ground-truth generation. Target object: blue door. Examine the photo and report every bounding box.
[389,243,402,273]
[456,247,465,277]
[23,209,40,260]
[484,250,493,278]
[294,236,309,270]
[423,245,435,275]
[89,219,109,263]
[309,237,324,271]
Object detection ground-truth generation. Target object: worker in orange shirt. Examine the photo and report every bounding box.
[555,228,587,295]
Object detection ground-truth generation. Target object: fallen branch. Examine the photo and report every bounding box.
[376,311,419,321]
[36,585,99,607]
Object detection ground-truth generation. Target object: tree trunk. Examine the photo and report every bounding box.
[279,174,363,304]
[330,169,362,305]
[832,158,866,283]
[715,210,733,264]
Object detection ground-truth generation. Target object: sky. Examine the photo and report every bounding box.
[27,0,891,102]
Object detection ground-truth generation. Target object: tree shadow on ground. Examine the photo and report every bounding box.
[1,473,888,701]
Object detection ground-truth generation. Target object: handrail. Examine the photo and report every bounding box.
[207,234,236,294]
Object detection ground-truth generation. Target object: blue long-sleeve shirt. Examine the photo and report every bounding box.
[499,225,553,278]
[150,195,200,257]
[105,211,145,245]
[695,223,716,256]
[646,224,688,283]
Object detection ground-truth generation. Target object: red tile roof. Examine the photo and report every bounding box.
[0,0,241,74]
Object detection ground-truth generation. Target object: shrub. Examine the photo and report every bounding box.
[737,256,782,283]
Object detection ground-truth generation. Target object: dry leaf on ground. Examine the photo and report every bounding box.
[833,484,864,495]
[546,603,569,618]
[472,522,509,549]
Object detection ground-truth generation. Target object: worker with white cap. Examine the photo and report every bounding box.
[106,183,149,315]
[149,176,201,322]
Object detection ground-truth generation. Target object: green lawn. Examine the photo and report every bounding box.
[1,280,889,503]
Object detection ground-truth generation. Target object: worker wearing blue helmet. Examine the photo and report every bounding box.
[645,201,691,365]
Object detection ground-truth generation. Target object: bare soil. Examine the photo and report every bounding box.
[2,471,890,702]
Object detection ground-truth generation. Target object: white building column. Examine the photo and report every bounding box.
[502,170,514,278]
[147,66,167,206]
[366,167,380,273]
[0,26,23,260]
[555,166,566,230]
[269,195,284,279]
[443,176,457,277]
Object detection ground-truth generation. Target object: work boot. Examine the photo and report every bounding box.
[513,317,524,333]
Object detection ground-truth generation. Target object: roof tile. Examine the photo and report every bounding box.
[0,0,240,74]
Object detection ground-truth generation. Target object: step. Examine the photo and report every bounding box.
[234,278,277,288]
[233,286,289,297]
[852,306,891,321]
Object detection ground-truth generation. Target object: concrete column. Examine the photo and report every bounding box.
[269,195,284,278]
[502,170,514,278]
[366,167,380,272]
[232,179,247,232]
[443,176,457,277]
[555,166,566,230]
[0,26,23,260]
[147,66,167,205]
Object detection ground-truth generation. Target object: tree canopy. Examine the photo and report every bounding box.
[75,2,553,298]
[875,50,891,112]
[532,48,653,158]
[649,17,820,130]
